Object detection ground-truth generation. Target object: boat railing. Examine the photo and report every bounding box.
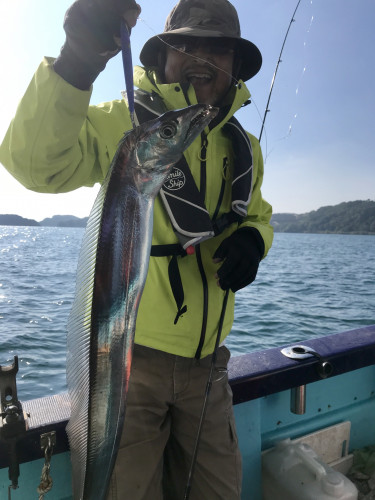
[1,325,375,471]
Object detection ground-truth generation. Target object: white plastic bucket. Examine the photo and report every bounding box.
[262,439,358,500]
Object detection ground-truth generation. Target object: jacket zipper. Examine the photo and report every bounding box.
[195,133,209,359]
[196,157,229,357]
[212,157,228,222]
[199,132,208,195]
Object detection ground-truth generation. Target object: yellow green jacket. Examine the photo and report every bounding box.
[0,57,273,358]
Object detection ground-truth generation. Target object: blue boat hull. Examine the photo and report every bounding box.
[1,325,375,499]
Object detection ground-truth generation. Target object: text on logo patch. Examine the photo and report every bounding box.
[163,167,186,191]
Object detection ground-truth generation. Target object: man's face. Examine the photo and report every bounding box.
[164,37,236,106]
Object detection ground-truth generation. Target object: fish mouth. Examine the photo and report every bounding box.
[186,105,219,140]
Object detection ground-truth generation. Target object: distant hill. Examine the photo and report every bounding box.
[1,200,374,234]
[40,215,88,228]
[0,214,40,226]
[271,200,375,234]
[0,214,88,228]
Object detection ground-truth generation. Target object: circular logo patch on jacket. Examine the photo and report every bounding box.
[163,167,186,191]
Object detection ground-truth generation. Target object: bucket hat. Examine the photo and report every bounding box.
[139,0,262,81]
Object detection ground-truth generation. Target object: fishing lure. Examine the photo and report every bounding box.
[120,19,136,128]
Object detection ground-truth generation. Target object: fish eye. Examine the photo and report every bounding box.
[159,121,178,139]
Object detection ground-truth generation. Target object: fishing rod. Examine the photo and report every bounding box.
[183,289,230,500]
[259,0,303,142]
[183,3,305,496]
[125,4,303,498]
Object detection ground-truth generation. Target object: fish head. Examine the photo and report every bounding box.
[127,104,218,194]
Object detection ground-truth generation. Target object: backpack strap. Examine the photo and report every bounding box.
[150,243,188,324]
[128,89,253,323]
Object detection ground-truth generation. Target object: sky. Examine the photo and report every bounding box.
[0,0,374,221]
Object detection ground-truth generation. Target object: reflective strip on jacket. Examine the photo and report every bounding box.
[0,57,274,358]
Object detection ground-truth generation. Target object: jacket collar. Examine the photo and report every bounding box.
[133,66,251,130]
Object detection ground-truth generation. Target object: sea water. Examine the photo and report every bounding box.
[0,226,374,401]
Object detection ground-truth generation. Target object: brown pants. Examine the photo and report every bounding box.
[106,344,242,500]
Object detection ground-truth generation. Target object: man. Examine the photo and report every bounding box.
[0,0,273,498]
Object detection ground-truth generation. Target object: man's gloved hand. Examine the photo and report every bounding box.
[213,227,265,292]
[54,0,141,90]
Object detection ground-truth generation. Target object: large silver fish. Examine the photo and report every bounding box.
[66,103,218,500]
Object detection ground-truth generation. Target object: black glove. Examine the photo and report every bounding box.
[213,227,265,292]
[54,0,140,90]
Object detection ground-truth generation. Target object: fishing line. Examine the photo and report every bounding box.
[261,0,315,161]
[138,17,240,85]
[259,0,303,142]
[138,16,270,151]
[285,6,314,138]
[138,15,275,153]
